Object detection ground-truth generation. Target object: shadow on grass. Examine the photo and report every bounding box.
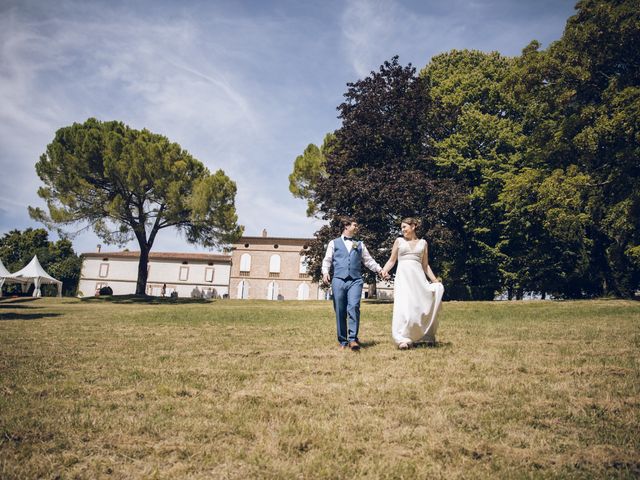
[80,295,215,305]
[413,340,452,349]
[0,304,42,310]
[363,298,394,304]
[0,297,41,305]
[0,312,62,321]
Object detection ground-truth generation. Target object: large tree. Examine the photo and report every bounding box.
[421,50,525,299]
[507,0,640,296]
[295,58,467,295]
[30,118,243,295]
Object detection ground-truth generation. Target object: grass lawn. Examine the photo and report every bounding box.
[0,297,639,479]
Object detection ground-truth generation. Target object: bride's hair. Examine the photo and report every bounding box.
[401,217,421,236]
[401,217,419,228]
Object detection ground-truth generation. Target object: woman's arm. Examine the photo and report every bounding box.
[421,241,439,283]
[381,238,400,277]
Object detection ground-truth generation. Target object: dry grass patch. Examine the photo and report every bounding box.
[0,297,639,479]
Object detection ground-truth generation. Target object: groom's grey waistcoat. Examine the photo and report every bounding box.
[333,237,362,280]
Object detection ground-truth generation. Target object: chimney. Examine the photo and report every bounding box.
[262,229,267,238]
[96,244,102,253]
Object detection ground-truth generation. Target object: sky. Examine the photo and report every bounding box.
[0,0,577,255]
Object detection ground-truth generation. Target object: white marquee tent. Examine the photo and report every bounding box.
[0,259,29,296]
[3,255,62,297]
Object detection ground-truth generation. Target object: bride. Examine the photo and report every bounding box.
[381,217,444,349]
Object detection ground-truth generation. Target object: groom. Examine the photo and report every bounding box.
[322,217,388,351]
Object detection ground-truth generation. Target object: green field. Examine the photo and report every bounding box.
[1,297,639,479]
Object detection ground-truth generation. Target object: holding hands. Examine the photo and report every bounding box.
[323,270,390,284]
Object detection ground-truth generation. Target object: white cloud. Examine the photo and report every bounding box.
[341,0,398,78]
[340,0,576,78]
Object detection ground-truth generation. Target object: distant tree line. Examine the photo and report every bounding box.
[290,0,640,299]
[0,228,81,296]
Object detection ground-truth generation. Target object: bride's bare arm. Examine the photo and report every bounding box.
[381,238,400,276]
[422,241,439,283]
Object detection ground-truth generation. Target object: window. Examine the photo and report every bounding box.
[99,263,109,278]
[267,281,279,300]
[299,256,308,274]
[240,253,251,272]
[237,280,250,299]
[179,266,189,281]
[146,283,163,296]
[269,254,281,273]
[297,283,310,300]
[205,267,214,283]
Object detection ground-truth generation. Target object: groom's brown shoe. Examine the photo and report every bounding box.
[349,341,361,351]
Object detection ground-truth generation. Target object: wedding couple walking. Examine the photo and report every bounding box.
[322,216,444,351]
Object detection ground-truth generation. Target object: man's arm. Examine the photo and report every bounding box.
[321,240,335,284]
[361,243,388,278]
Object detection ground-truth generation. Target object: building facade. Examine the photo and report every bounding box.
[78,251,231,298]
[78,232,392,300]
[229,232,326,300]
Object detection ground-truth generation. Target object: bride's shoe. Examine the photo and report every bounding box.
[398,342,410,350]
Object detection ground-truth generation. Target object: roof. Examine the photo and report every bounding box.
[81,251,232,263]
[0,259,11,277]
[0,259,28,284]
[235,236,314,244]
[5,255,62,285]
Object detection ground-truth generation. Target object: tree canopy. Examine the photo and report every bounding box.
[293,57,467,290]
[291,0,640,299]
[31,118,243,294]
[288,133,334,217]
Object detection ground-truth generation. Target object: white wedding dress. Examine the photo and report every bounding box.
[391,238,444,345]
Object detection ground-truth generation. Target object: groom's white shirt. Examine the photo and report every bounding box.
[321,236,383,275]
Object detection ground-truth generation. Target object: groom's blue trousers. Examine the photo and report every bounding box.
[331,276,363,345]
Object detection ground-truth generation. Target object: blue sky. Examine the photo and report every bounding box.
[0,0,577,255]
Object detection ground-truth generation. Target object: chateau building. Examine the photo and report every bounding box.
[229,231,326,300]
[78,250,231,298]
[78,231,391,300]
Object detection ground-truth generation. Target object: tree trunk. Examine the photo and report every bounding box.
[507,287,513,301]
[516,287,523,300]
[368,282,377,299]
[135,247,150,295]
